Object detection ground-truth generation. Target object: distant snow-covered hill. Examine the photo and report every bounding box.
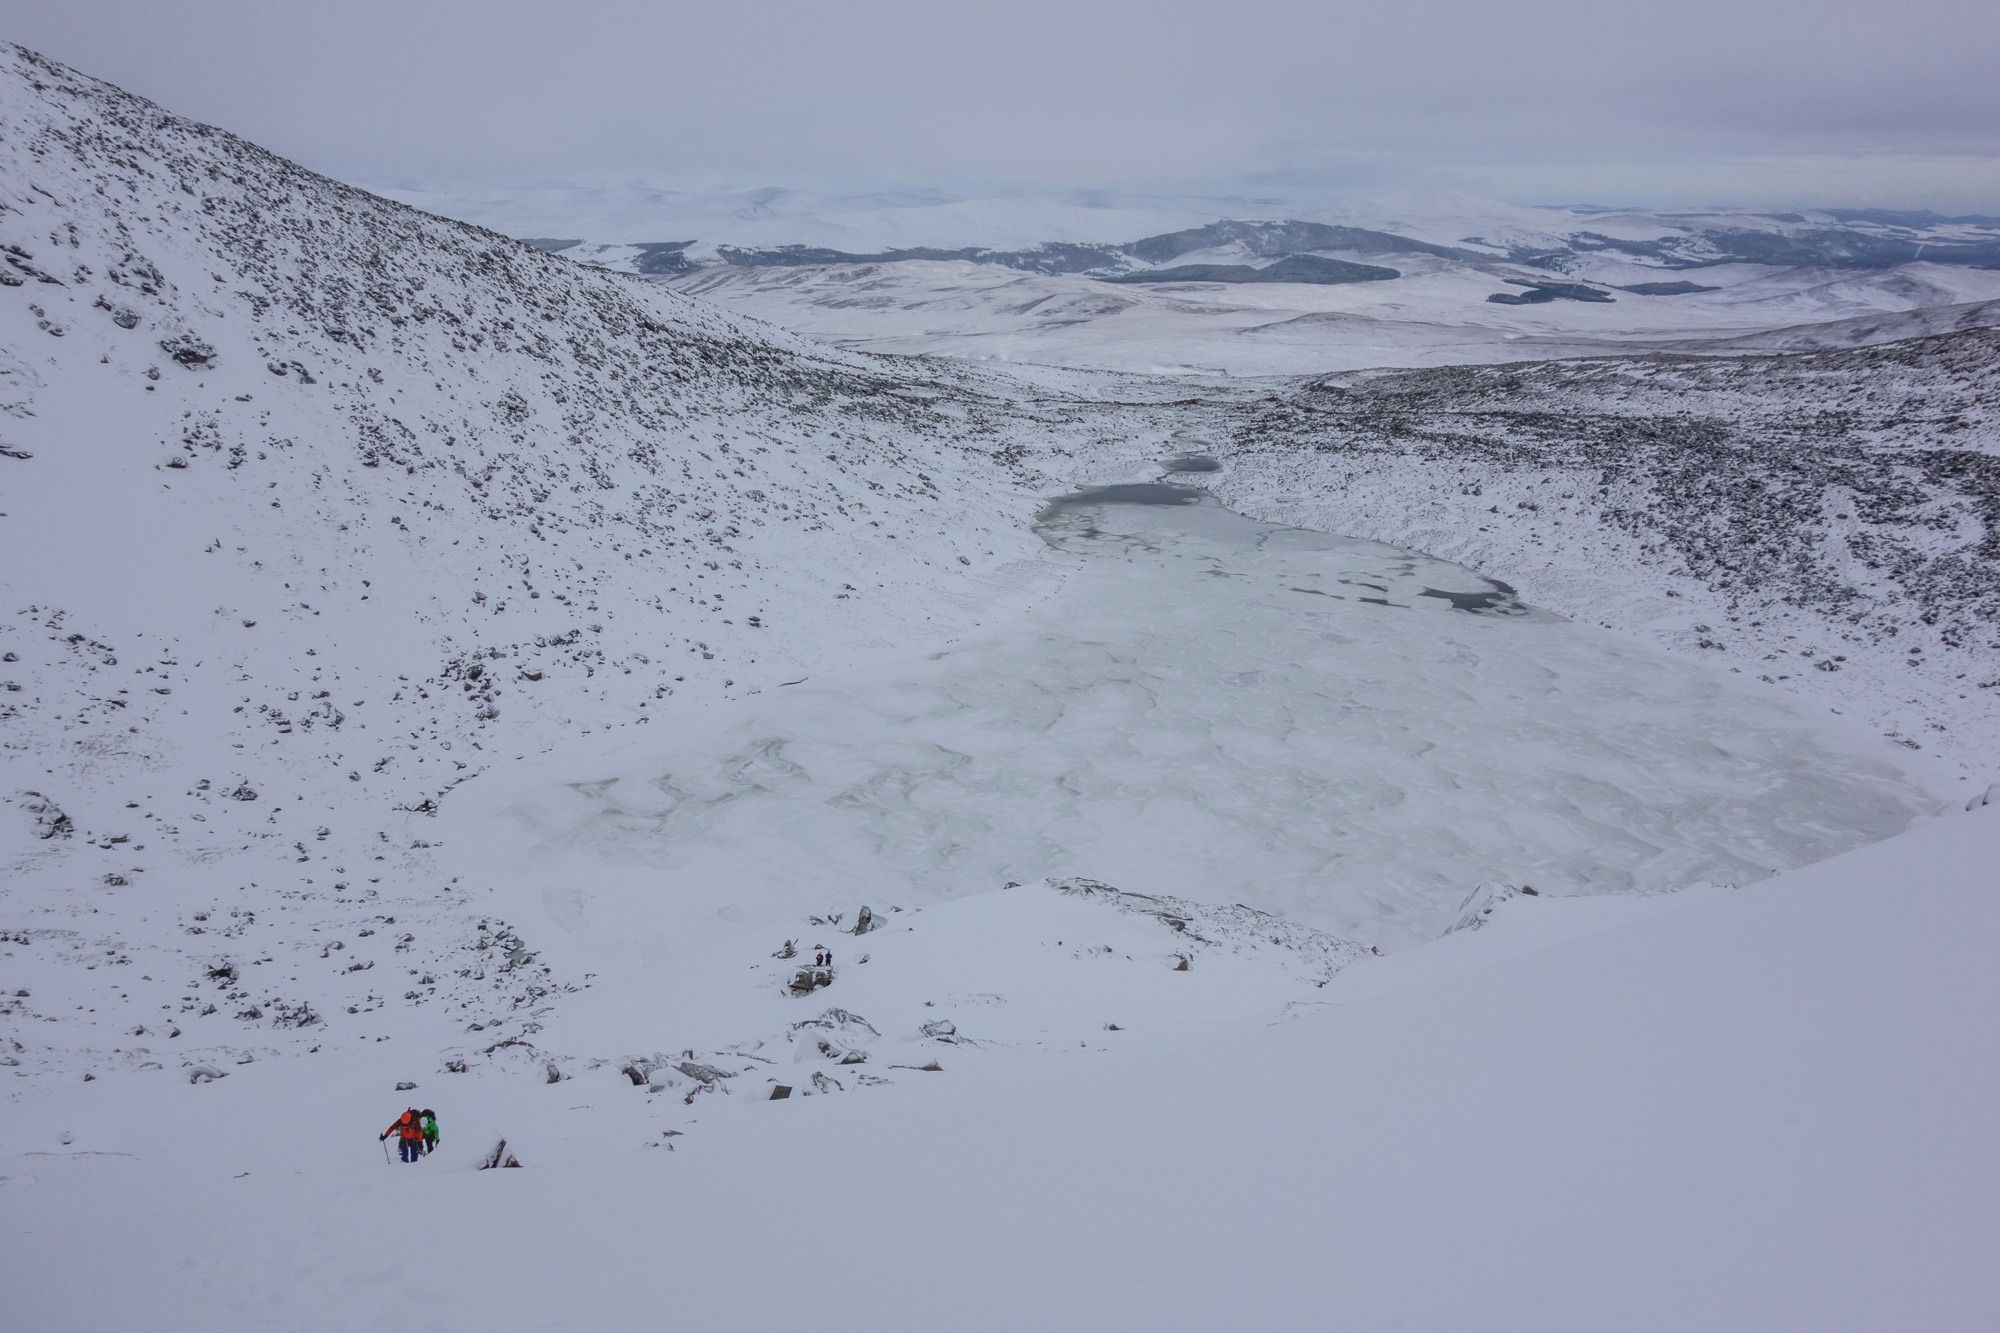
[380,181,2000,375]
[663,256,2000,375]
[381,181,2000,279]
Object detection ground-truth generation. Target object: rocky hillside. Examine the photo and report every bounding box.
[1211,330,2000,772]
[0,43,1124,1073]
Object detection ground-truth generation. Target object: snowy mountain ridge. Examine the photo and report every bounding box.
[386,180,2000,276]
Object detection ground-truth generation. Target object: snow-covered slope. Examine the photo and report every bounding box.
[8,795,1997,1331]
[1679,295,2000,353]
[0,42,1132,1074]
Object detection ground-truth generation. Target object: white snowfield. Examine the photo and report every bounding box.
[2,42,1998,1331]
[9,807,1998,1331]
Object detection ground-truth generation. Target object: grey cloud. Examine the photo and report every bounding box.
[9,0,1999,204]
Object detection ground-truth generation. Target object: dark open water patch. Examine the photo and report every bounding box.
[1162,455,1222,473]
[1037,485,1548,624]
[1418,581,1529,615]
[1041,483,1205,513]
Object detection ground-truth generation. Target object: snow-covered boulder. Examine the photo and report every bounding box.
[1442,881,1525,935]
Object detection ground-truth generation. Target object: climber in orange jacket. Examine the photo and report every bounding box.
[380,1108,425,1164]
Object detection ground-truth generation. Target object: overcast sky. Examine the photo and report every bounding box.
[12,0,2000,209]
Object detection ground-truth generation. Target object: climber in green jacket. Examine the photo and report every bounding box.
[420,1109,440,1154]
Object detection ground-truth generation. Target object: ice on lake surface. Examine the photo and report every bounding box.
[485,483,1944,950]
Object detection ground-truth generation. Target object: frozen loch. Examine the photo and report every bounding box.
[454,465,1945,955]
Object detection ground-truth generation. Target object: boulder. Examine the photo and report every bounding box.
[788,965,834,996]
[674,1061,734,1084]
[792,1007,879,1064]
[1443,881,1521,934]
[478,1138,522,1170]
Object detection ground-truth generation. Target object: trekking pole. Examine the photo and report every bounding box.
[381,1136,391,1167]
